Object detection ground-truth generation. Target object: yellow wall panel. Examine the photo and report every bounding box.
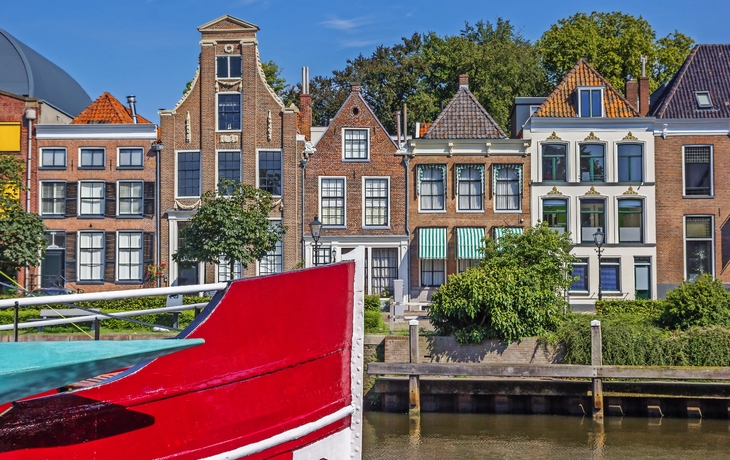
[0,123,21,151]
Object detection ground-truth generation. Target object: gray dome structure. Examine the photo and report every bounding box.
[0,28,91,117]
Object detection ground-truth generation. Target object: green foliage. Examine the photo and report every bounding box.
[537,11,694,93]
[261,60,290,97]
[365,294,381,312]
[173,180,285,277]
[660,274,730,329]
[182,80,193,96]
[430,222,576,343]
[364,309,386,333]
[596,299,665,320]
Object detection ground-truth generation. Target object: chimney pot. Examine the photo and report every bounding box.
[126,95,138,124]
[625,78,639,112]
[350,83,361,93]
[458,74,469,88]
[638,77,650,116]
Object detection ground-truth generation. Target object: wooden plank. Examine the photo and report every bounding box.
[591,320,603,419]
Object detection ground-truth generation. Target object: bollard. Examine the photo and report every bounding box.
[408,319,420,416]
[591,319,604,419]
[13,301,19,342]
[94,317,101,341]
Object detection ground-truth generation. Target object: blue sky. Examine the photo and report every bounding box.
[3,0,728,120]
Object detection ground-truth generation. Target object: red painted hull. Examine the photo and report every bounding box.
[0,263,357,459]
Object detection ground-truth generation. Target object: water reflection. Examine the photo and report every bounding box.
[363,412,730,459]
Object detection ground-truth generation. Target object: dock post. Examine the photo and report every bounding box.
[408,319,420,416]
[591,319,604,419]
[94,317,100,341]
[13,301,19,342]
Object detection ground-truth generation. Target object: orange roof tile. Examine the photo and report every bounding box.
[71,92,152,124]
[534,60,638,118]
[418,123,431,138]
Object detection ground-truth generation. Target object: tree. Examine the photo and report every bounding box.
[537,11,694,93]
[0,154,47,279]
[429,222,576,343]
[261,60,290,98]
[172,180,285,278]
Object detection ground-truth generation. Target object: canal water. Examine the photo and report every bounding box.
[363,412,730,459]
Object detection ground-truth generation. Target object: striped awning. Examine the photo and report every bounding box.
[419,227,446,259]
[457,227,485,260]
[492,227,523,243]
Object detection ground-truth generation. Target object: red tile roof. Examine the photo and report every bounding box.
[71,92,152,124]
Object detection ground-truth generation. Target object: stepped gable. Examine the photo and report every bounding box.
[423,76,507,139]
[534,59,638,118]
[71,92,152,124]
[651,44,730,119]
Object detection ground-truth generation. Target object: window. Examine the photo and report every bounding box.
[543,198,567,234]
[578,87,603,117]
[218,151,241,195]
[618,199,643,243]
[580,199,605,243]
[580,144,605,182]
[315,247,332,265]
[217,257,242,281]
[617,144,643,182]
[321,178,345,226]
[634,257,651,300]
[343,129,369,160]
[364,178,389,227]
[542,144,566,182]
[457,227,484,271]
[79,182,104,216]
[370,248,398,295]
[177,151,201,197]
[570,258,588,292]
[258,151,282,196]
[418,165,445,211]
[685,216,713,280]
[695,91,712,108]
[684,146,712,196]
[494,165,521,211]
[421,260,445,287]
[78,232,103,281]
[80,148,104,169]
[216,55,242,79]
[118,181,143,216]
[118,148,144,168]
[600,258,621,292]
[457,165,483,211]
[419,227,446,286]
[218,93,241,131]
[259,235,283,275]
[41,148,66,168]
[458,259,480,273]
[117,232,143,281]
[41,182,65,216]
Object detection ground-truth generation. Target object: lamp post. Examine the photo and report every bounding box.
[593,227,605,301]
[309,215,322,266]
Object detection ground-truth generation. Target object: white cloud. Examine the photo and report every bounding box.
[319,16,368,31]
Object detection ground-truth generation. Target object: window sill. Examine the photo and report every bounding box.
[78,167,106,170]
[215,130,242,133]
[116,280,143,284]
[418,209,446,213]
[175,196,202,200]
[77,215,106,219]
[323,225,347,229]
[568,290,590,296]
[342,158,370,162]
[682,195,714,199]
[456,209,485,213]
[116,166,144,170]
[75,280,105,285]
[39,166,67,170]
[116,215,145,219]
[41,215,66,219]
[362,225,390,230]
[494,209,522,213]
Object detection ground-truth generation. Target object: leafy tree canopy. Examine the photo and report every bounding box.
[172,180,285,277]
[429,222,576,343]
[537,11,694,93]
[261,60,290,97]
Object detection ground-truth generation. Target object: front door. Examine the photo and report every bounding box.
[41,250,65,288]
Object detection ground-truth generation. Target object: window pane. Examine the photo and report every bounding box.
[178,152,201,197]
[542,144,566,181]
[229,56,242,78]
[617,144,643,182]
[79,232,104,281]
[684,146,711,195]
[258,151,282,195]
[634,257,651,299]
[42,148,65,167]
[81,149,104,167]
[580,199,605,242]
[618,199,643,242]
[80,182,104,216]
[579,144,605,182]
[218,151,241,195]
[370,248,398,295]
[580,90,590,117]
[421,259,444,287]
[321,179,345,225]
[420,166,445,211]
[218,94,241,130]
[570,259,588,291]
[600,259,620,291]
[119,148,143,167]
[591,89,602,116]
[365,179,388,226]
[458,166,482,211]
[216,56,228,78]
[344,129,369,159]
[118,232,143,281]
[685,216,713,280]
[495,166,521,211]
[543,199,567,233]
[119,182,143,215]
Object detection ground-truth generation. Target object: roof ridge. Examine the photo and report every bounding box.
[424,85,506,139]
[533,60,584,116]
[653,45,700,118]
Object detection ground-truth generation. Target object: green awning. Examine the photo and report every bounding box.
[419,227,446,259]
[492,227,523,242]
[457,227,485,259]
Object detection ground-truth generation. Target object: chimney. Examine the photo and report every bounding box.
[350,82,361,93]
[458,74,469,88]
[126,95,138,124]
[625,77,638,112]
[638,76,650,116]
[299,67,312,140]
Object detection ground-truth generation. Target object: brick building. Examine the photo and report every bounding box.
[33,93,159,292]
[651,45,730,296]
[520,60,657,310]
[158,16,303,285]
[407,75,530,302]
[304,83,408,296]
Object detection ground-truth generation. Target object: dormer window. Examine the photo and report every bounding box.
[577,87,604,117]
[695,91,712,109]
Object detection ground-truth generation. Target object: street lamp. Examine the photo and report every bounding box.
[309,215,322,266]
[593,227,605,301]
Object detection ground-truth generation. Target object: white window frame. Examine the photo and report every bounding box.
[256,149,283,197]
[418,165,446,213]
[540,142,569,183]
[682,145,714,197]
[617,197,644,243]
[117,231,144,282]
[456,165,484,212]
[117,180,144,217]
[494,165,522,213]
[541,196,569,235]
[684,215,715,280]
[175,150,202,199]
[342,128,370,161]
[117,147,145,168]
[319,176,347,228]
[419,259,445,287]
[77,231,104,282]
[39,181,66,217]
[216,54,242,79]
[78,181,105,217]
[216,92,242,132]
[78,147,105,169]
[615,141,645,183]
[362,176,390,228]
[217,256,242,282]
[216,150,242,196]
[40,147,66,169]
[695,91,712,108]
[576,86,605,117]
[258,219,283,276]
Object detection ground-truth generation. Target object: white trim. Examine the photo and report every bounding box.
[614,140,646,184]
[256,149,283,197]
[682,145,714,198]
[341,246,364,459]
[77,230,105,282]
[540,195,570,236]
[493,165,523,213]
[201,406,355,460]
[78,146,106,169]
[38,180,66,217]
[116,230,144,282]
[419,258,446,288]
[683,214,715,280]
[576,86,605,118]
[215,149,242,196]
[653,119,730,136]
[256,218,284,276]
[116,146,145,168]
[215,54,242,80]
[319,176,347,228]
[455,164,485,212]
[361,176,390,229]
[576,140,607,183]
[117,180,144,217]
[78,180,105,217]
[175,150,202,199]
[38,146,67,168]
[538,140,569,184]
[215,92,242,133]
[615,196,645,244]
[35,124,158,140]
[341,127,370,162]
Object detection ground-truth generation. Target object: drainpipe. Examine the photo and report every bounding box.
[301,142,316,262]
[127,96,138,124]
[151,136,164,285]
[24,107,37,291]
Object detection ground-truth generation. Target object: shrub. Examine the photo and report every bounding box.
[661,274,730,329]
[364,309,385,333]
[364,294,381,312]
[596,299,665,320]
